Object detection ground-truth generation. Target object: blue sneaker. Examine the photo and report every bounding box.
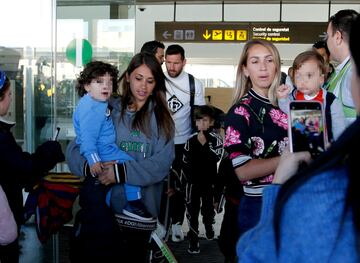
[123,200,154,221]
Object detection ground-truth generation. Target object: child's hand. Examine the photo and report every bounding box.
[277,84,291,99]
[90,162,103,176]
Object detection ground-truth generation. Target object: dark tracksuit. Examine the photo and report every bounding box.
[182,129,223,239]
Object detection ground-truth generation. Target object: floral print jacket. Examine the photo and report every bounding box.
[224,89,288,190]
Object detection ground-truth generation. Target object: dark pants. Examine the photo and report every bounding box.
[218,199,240,263]
[169,191,186,224]
[69,177,151,262]
[166,144,186,226]
[186,184,215,237]
[0,239,20,263]
[237,195,262,237]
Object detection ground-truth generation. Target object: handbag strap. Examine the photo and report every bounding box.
[189,73,195,130]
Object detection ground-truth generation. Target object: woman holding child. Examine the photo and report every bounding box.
[66,53,175,262]
[236,13,360,262]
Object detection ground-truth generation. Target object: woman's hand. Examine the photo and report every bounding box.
[272,149,311,184]
[98,161,117,185]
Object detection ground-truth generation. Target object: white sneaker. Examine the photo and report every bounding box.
[155,221,167,240]
[171,222,184,242]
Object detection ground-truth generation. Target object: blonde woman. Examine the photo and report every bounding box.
[224,40,288,238]
[237,14,360,262]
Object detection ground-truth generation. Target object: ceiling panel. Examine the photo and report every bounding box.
[57,0,360,5]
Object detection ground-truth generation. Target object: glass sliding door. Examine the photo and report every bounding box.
[0,0,136,170]
[56,2,136,172]
[0,0,55,152]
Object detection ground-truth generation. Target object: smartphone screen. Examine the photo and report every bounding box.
[288,101,326,158]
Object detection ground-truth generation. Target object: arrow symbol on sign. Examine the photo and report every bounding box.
[319,32,327,40]
[203,30,211,40]
[163,31,172,39]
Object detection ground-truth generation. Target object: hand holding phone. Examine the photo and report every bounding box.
[288,101,326,158]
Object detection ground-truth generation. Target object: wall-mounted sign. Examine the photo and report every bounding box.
[155,22,327,44]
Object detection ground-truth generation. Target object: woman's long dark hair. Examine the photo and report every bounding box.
[274,14,360,253]
[118,52,174,142]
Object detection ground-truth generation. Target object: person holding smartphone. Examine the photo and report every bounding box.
[277,50,346,142]
[236,14,360,262]
[224,39,288,238]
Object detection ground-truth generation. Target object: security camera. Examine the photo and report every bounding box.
[138,5,146,12]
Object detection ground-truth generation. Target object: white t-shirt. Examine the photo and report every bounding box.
[165,71,206,144]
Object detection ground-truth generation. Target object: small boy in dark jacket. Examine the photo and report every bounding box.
[181,105,223,254]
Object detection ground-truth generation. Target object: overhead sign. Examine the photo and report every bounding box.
[155,22,327,44]
[250,23,327,43]
[156,22,248,43]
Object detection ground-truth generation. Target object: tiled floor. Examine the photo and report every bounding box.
[19,212,226,263]
[19,223,70,263]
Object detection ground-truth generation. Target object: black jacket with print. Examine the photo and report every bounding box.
[181,128,223,188]
[0,120,64,226]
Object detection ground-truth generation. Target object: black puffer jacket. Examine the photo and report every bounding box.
[0,120,64,226]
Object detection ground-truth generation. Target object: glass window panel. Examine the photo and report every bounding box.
[55,3,135,172]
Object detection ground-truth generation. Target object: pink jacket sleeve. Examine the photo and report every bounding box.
[0,185,17,245]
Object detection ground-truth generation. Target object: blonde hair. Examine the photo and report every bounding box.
[233,40,281,106]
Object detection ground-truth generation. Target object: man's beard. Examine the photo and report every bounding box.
[168,70,182,78]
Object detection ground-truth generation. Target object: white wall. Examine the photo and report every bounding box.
[225,4,281,21]
[135,3,360,65]
[57,6,110,20]
[135,4,173,52]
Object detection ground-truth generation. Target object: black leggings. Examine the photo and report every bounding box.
[0,239,20,263]
[69,177,151,262]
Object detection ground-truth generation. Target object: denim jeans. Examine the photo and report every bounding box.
[237,195,263,238]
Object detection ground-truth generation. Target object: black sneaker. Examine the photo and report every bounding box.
[188,240,200,254]
[123,200,154,221]
[205,225,215,240]
[187,237,200,254]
